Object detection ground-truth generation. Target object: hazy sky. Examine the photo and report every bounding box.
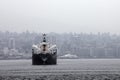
[0,0,120,34]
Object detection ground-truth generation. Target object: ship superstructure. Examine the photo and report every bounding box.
[32,34,57,65]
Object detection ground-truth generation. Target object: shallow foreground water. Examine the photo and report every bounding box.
[0,59,120,80]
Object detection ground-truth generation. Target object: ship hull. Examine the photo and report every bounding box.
[32,52,57,65]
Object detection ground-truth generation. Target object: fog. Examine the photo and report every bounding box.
[0,0,120,34]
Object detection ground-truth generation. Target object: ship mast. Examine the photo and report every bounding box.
[42,34,46,42]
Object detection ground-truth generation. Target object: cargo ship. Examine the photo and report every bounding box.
[32,34,57,65]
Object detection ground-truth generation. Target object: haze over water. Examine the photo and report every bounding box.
[0,0,120,34]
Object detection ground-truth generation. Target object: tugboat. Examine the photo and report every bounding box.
[32,34,57,65]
